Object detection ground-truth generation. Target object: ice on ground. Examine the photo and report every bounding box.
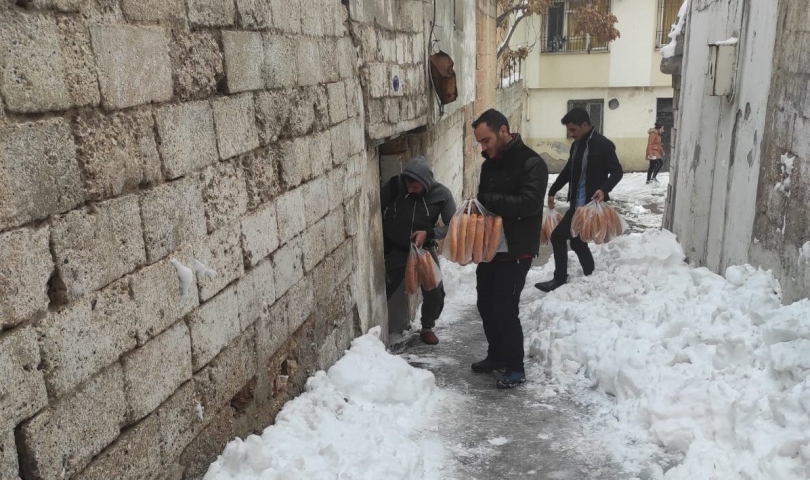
[521,229,810,479]
[203,327,451,480]
[487,437,509,446]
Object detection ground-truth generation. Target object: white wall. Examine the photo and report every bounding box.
[669,0,779,270]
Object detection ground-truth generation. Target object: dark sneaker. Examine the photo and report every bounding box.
[471,358,507,373]
[496,370,526,389]
[535,278,566,292]
[420,329,439,345]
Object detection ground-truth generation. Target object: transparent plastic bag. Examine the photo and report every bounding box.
[570,201,628,244]
[406,245,442,294]
[540,208,562,246]
[443,199,505,265]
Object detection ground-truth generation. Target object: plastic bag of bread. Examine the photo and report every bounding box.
[540,208,562,245]
[444,199,505,265]
[405,245,442,294]
[570,201,628,244]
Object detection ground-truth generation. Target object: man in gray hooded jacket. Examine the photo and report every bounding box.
[381,156,456,344]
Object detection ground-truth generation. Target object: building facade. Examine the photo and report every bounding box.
[0,0,521,478]
[517,0,676,172]
[661,0,809,304]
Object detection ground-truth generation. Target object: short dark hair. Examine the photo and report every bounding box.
[472,109,510,133]
[561,108,590,126]
[654,122,662,129]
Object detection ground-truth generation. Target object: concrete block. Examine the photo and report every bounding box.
[130,245,199,346]
[326,165,348,208]
[301,0,326,36]
[140,177,207,264]
[287,89,318,137]
[212,93,260,160]
[285,276,315,334]
[194,224,245,301]
[330,120,352,166]
[177,408,234,479]
[223,31,265,93]
[0,225,51,330]
[325,208,347,254]
[255,90,292,145]
[297,39,323,86]
[241,201,280,266]
[73,109,161,201]
[155,381,206,466]
[18,365,127,480]
[327,82,348,124]
[355,25,377,62]
[278,137,312,188]
[122,0,186,21]
[154,100,219,179]
[0,428,17,480]
[123,322,192,423]
[73,414,161,480]
[386,98,401,123]
[263,35,298,88]
[412,32,425,63]
[390,64,404,97]
[308,85,331,132]
[236,0,273,29]
[194,326,257,410]
[270,0,301,33]
[303,176,330,227]
[275,187,307,244]
[309,130,333,178]
[241,147,280,209]
[345,153,364,198]
[169,29,224,101]
[303,218,328,272]
[38,278,137,399]
[345,80,362,118]
[0,327,48,425]
[52,195,146,300]
[55,16,101,109]
[344,194,360,236]
[367,63,388,98]
[90,25,173,110]
[272,236,304,297]
[237,259,276,329]
[0,118,83,230]
[187,286,241,371]
[200,161,249,233]
[348,116,366,155]
[336,37,356,80]
[0,11,70,113]
[257,299,289,365]
[319,40,340,84]
[187,0,236,26]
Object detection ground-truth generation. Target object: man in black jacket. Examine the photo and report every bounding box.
[472,109,548,389]
[381,156,456,345]
[536,107,623,293]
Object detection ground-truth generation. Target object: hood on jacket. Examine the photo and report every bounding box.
[648,128,660,135]
[401,156,437,192]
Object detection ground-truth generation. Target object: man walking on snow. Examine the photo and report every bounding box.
[381,156,456,345]
[471,109,548,389]
[536,107,623,293]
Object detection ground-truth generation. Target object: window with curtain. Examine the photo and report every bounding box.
[542,0,611,53]
[657,0,682,47]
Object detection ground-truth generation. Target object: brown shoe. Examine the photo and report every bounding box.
[420,328,439,345]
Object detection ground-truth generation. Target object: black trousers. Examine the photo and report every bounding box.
[647,158,663,181]
[385,249,445,329]
[476,258,532,372]
[550,207,594,281]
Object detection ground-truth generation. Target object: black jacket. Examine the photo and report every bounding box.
[476,134,548,259]
[548,129,623,202]
[381,156,456,257]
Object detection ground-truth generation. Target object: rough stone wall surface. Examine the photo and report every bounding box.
[0,0,381,478]
[750,0,810,303]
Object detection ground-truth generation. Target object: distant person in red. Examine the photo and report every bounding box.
[646,122,665,184]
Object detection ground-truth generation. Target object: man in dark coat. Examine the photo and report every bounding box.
[536,107,624,293]
[471,109,548,389]
[381,156,456,345]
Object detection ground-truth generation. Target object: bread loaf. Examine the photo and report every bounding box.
[457,214,470,264]
[405,250,419,294]
[446,215,459,261]
[465,214,478,263]
[485,216,502,261]
[418,252,438,290]
[473,215,485,263]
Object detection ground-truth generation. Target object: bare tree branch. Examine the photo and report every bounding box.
[497,1,528,26]
[497,12,529,57]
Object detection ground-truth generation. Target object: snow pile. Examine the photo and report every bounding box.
[776,153,796,195]
[523,229,810,479]
[660,0,689,59]
[204,327,449,480]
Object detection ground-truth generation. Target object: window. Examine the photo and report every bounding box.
[657,0,682,47]
[567,99,604,134]
[542,0,610,53]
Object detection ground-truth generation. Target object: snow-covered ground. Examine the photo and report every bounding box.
[205,173,810,480]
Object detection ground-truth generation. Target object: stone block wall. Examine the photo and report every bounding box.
[750,0,810,304]
[0,1,386,478]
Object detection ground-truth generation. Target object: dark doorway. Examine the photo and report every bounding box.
[656,98,674,169]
